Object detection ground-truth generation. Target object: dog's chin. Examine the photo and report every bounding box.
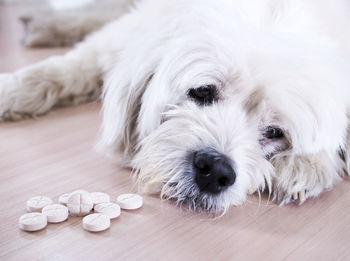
[133,148,271,214]
[161,185,247,214]
[135,170,248,214]
[132,153,249,213]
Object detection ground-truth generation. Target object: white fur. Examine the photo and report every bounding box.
[1,0,350,213]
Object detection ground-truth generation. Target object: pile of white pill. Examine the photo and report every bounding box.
[19,190,143,233]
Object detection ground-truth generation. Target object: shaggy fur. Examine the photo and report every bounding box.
[1,0,350,213]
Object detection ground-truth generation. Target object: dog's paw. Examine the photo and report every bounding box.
[0,74,27,121]
[271,152,341,205]
[273,188,309,205]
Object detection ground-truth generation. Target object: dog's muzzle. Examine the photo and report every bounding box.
[192,148,236,194]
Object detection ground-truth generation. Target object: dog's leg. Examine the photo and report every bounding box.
[0,41,102,120]
[271,151,343,204]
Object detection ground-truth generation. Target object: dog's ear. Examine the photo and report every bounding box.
[97,7,165,162]
[98,57,157,161]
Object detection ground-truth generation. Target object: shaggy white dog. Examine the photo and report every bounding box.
[1,0,350,213]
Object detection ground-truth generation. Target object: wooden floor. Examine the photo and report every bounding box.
[1,4,350,261]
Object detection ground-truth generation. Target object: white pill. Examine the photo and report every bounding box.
[82,213,110,232]
[94,203,121,219]
[91,192,110,205]
[64,189,89,206]
[58,193,71,205]
[117,194,143,210]
[67,191,93,216]
[72,189,89,194]
[42,204,68,223]
[19,212,47,232]
[26,196,53,212]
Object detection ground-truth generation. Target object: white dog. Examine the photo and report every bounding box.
[1,0,350,213]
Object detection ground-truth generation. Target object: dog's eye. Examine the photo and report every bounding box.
[188,85,217,105]
[264,126,284,139]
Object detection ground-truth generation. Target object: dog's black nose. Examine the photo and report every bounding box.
[193,149,236,194]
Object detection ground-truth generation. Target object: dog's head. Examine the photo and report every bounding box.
[99,0,348,212]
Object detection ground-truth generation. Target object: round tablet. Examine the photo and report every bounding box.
[82,213,110,232]
[19,212,47,232]
[116,194,143,210]
[26,196,53,212]
[94,203,120,219]
[67,191,93,216]
[42,204,68,223]
[58,193,71,205]
[91,192,110,205]
[72,189,89,194]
